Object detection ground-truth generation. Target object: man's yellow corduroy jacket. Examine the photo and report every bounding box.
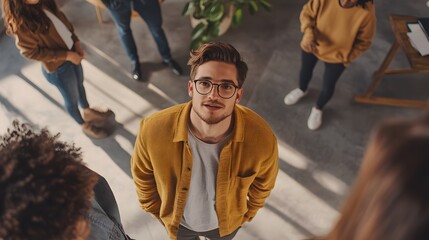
[131,101,279,239]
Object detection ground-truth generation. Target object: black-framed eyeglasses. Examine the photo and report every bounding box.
[193,79,239,99]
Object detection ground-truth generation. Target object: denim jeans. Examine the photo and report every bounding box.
[299,50,345,109]
[42,62,89,124]
[105,0,172,64]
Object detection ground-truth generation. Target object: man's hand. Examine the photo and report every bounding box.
[66,51,83,65]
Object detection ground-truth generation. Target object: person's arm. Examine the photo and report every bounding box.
[300,0,321,53]
[346,8,376,64]
[14,11,83,65]
[245,135,279,222]
[74,40,85,57]
[131,119,162,221]
[57,10,79,43]
[15,29,69,63]
[56,10,85,59]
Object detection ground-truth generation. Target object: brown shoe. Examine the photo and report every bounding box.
[82,122,109,139]
[83,107,115,123]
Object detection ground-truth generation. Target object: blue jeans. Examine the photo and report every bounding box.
[299,50,345,109]
[42,62,89,124]
[105,0,172,64]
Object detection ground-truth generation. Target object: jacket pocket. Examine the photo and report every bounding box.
[229,172,257,215]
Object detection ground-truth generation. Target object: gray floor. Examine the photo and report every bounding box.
[0,0,428,239]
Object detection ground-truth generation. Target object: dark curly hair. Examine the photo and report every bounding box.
[188,42,248,88]
[0,121,98,240]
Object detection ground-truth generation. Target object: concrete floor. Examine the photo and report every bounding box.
[0,0,428,239]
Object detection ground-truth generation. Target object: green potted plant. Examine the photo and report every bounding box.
[182,0,272,49]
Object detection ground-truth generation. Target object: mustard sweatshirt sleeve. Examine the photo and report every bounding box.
[15,29,68,64]
[346,4,376,64]
[300,0,320,51]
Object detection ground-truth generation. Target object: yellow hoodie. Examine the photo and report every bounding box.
[300,0,376,65]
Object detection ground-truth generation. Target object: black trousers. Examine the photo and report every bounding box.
[298,50,346,109]
[177,225,240,240]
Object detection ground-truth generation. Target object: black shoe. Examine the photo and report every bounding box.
[132,63,142,81]
[163,59,183,76]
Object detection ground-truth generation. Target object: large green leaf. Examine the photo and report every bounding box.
[208,3,225,22]
[182,2,193,16]
[207,21,220,37]
[232,8,243,26]
[191,22,208,40]
[258,0,272,12]
[249,1,259,15]
[191,38,203,50]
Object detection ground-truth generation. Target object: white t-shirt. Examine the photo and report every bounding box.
[180,129,231,232]
[43,9,74,50]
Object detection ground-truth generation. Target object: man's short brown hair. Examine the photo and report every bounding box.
[188,42,248,88]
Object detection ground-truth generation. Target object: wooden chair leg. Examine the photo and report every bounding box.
[363,40,400,97]
[95,6,103,24]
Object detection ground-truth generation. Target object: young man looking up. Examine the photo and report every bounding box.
[131,42,279,240]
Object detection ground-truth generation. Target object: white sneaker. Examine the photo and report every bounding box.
[284,88,308,105]
[307,107,322,130]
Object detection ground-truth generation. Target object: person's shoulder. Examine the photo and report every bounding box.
[236,105,274,133]
[140,103,187,126]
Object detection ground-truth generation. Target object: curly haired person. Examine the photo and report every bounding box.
[0,121,132,240]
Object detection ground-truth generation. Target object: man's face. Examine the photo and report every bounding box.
[188,61,243,125]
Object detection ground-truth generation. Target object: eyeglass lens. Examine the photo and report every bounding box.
[194,80,237,99]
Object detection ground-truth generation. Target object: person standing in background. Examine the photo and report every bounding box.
[2,0,113,138]
[101,0,183,81]
[284,0,376,130]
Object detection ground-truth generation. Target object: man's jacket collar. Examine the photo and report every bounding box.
[173,101,245,143]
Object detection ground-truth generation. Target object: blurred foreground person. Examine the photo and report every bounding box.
[0,121,132,240]
[311,113,429,240]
